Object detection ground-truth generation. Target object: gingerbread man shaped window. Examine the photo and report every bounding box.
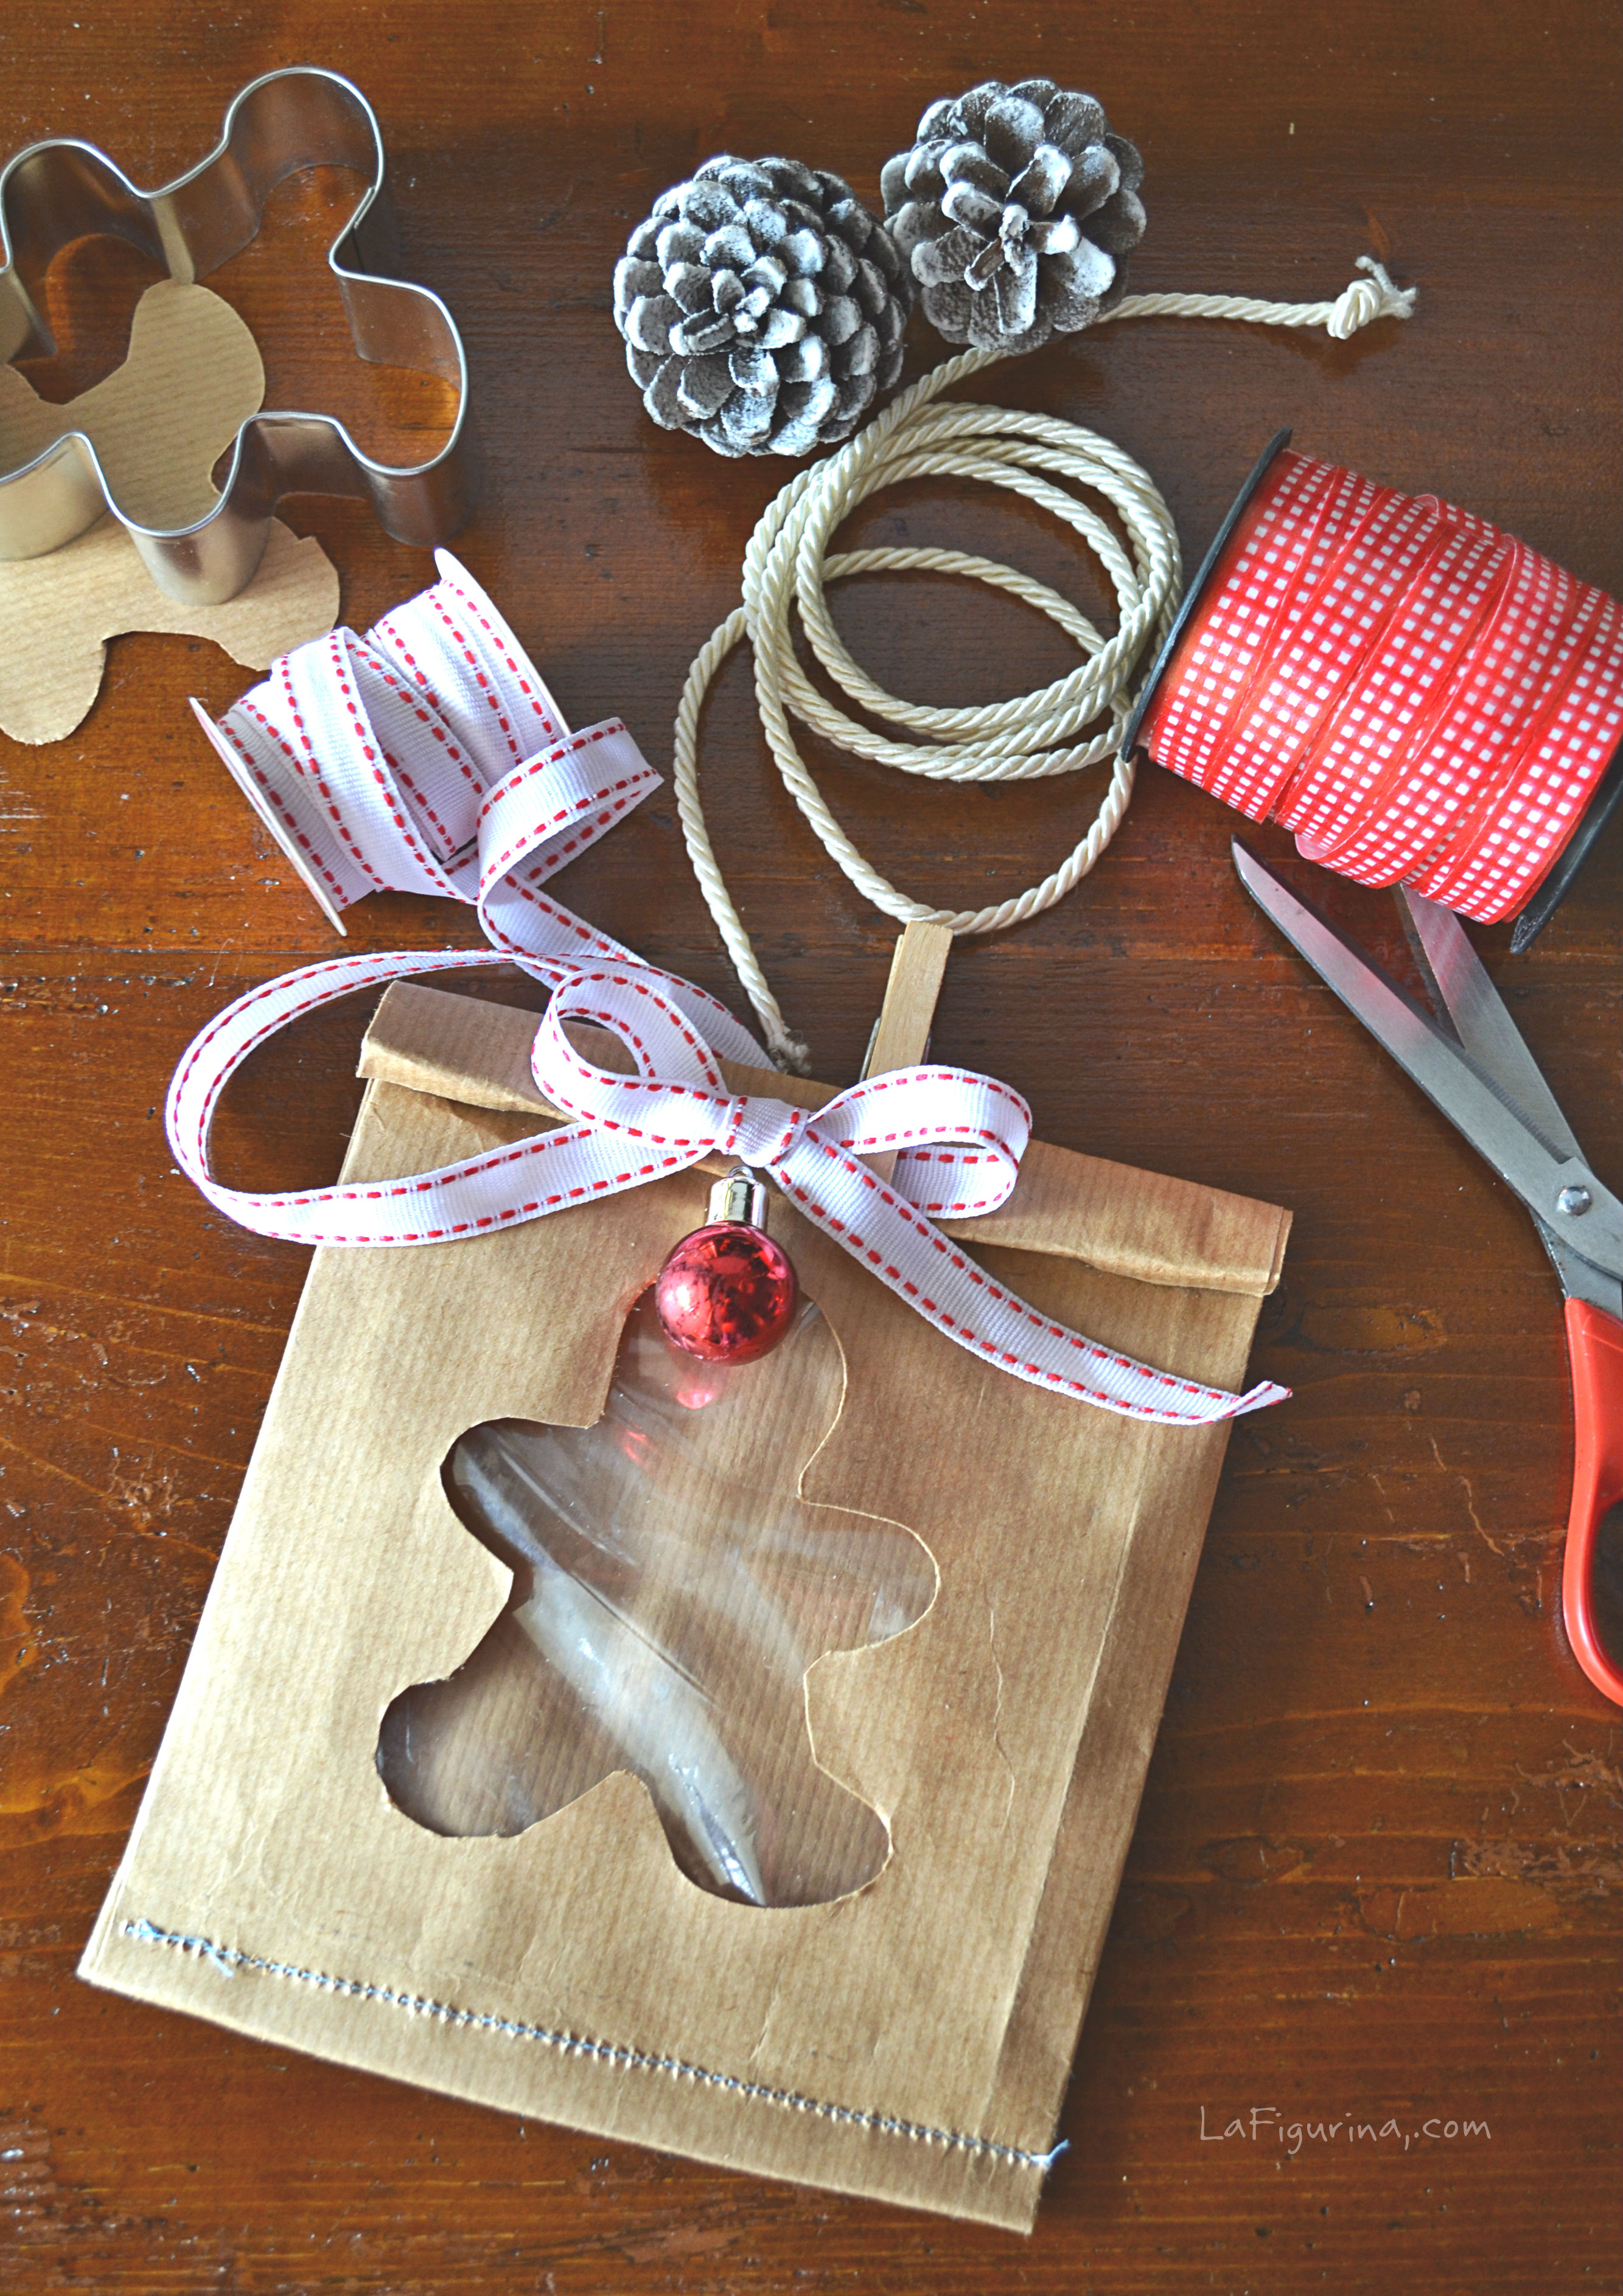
[379,1291,935,1908]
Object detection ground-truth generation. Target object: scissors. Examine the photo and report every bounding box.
[1233,841,1623,1706]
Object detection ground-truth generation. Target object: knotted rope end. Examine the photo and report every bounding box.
[767,1028,815,1078]
[1328,256,1417,341]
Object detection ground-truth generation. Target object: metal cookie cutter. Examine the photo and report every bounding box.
[0,66,470,604]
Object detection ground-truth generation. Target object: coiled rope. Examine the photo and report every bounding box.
[672,257,1416,1068]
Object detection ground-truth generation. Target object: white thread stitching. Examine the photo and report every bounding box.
[120,1918,1066,2173]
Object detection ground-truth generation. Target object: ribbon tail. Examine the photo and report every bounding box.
[1226,1380,1293,1417]
[776,1132,1290,1427]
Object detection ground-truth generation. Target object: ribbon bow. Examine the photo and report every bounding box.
[169,942,1285,1427]
[173,552,1284,1423]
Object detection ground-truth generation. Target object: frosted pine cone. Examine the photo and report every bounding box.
[614,156,913,457]
[881,80,1146,355]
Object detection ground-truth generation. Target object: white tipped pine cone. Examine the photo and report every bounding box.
[614,156,914,457]
[880,79,1146,355]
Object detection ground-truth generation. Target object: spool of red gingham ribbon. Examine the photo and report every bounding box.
[1126,439,1623,932]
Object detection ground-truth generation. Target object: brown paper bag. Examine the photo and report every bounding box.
[80,983,1288,2232]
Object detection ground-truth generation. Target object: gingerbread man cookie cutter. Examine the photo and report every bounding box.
[0,66,471,605]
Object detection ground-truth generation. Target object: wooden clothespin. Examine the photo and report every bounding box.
[859,920,954,1181]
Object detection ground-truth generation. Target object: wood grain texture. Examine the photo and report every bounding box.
[1,0,1618,2288]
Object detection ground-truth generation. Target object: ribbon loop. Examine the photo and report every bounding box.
[531,972,735,1155]
[809,1068,1030,1220]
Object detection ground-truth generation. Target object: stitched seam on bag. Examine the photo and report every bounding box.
[121,1918,1064,2173]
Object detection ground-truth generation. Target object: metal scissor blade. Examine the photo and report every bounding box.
[1397,889,1583,1161]
[1233,842,1623,1281]
[1391,892,1619,1311]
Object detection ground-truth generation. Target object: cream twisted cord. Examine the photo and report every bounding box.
[672,257,1417,1069]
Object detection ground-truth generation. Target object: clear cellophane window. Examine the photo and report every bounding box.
[377,1291,935,1908]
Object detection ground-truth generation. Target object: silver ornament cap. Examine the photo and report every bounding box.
[706,1166,769,1228]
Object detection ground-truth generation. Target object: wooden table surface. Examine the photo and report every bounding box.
[2,2,1619,2288]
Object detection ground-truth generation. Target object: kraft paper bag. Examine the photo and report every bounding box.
[81,982,1289,2232]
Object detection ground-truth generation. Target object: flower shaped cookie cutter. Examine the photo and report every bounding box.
[0,66,471,605]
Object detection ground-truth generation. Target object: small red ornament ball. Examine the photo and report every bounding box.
[654,1221,798,1364]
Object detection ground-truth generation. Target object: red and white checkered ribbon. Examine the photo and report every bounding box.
[1140,450,1623,922]
[168,951,1285,1425]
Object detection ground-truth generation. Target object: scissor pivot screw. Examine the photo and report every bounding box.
[1556,1185,1593,1217]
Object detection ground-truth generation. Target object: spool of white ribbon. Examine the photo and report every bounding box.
[189,549,762,1063]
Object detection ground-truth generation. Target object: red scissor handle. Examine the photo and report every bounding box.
[1560,1296,1623,1706]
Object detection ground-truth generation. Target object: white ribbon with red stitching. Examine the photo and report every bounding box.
[178,554,1283,1422]
[192,549,758,1068]
[168,955,1286,1427]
